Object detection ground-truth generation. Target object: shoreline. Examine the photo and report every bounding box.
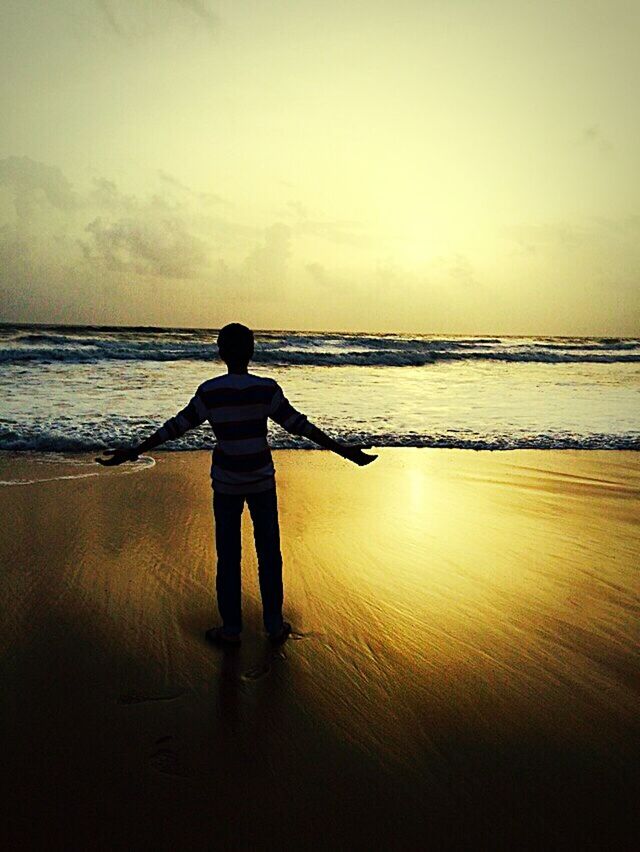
[1,437,639,461]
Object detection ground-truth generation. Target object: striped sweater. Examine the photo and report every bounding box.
[157,373,315,493]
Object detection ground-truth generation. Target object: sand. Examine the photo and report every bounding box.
[1,449,639,850]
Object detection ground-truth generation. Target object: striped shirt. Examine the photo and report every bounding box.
[156,373,315,494]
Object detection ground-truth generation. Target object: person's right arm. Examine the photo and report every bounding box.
[269,384,376,467]
[96,389,208,466]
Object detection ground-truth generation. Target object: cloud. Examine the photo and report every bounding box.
[172,0,219,31]
[157,170,195,192]
[282,200,370,248]
[0,158,220,324]
[305,262,331,288]
[241,223,292,294]
[87,177,139,212]
[81,216,208,278]
[581,124,613,155]
[0,156,77,218]
[445,254,480,289]
[94,0,122,36]
[157,170,228,207]
[428,253,481,289]
[0,156,323,324]
[505,222,591,254]
[591,214,640,235]
[204,222,298,307]
[506,215,640,268]
[93,0,219,38]
[0,156,497,329]
[0,159,211,282]
[502,215,640,317]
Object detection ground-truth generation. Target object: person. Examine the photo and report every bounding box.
[96,323,377,646]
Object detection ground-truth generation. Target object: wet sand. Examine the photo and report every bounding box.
[1,449,639,850]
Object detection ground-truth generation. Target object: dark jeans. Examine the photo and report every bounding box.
[213,487,284,636]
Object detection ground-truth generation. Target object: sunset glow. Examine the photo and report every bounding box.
[1,0,639,333]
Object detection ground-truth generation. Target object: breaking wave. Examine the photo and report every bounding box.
[0,425,637,453]
[1,325,639,366]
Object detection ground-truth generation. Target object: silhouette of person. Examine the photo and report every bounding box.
[97,323,376,646]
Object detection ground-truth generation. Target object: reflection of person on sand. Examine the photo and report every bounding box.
[96,323,377,646]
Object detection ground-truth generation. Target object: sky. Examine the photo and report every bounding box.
[0,0,639,334]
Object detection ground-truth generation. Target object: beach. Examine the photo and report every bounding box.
[1,448,639,850]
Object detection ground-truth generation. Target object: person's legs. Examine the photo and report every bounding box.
[213,490,245,636]
[247,487,284,635]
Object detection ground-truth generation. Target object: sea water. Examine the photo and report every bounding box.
[1,324,638,452]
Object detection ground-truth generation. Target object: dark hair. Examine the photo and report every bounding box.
[217,323,254,364]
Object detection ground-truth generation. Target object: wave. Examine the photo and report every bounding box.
[1,427,638,453]
[1,327,640,366]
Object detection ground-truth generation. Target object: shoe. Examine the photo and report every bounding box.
[268,621,291,645]
[205,627,241,646]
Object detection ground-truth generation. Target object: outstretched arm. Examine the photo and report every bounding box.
[304,422,376,466]
[96,391,208,466]
[269,384,377,467]
[95,428,165,466]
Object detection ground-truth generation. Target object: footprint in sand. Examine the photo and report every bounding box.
[288,629,323,641]
[237,631,318,680]
[149,737,188,778]
[240,663,271,681]
[117,692,183,705]
[241,649,287,681]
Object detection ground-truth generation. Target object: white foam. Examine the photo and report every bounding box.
[0,455,155,487]
[1,326,639,366]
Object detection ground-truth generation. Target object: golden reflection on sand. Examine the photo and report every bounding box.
[279,452,638,765]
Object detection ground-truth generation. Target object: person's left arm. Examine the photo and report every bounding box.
[96,389,208,466]
[269,383,376,466]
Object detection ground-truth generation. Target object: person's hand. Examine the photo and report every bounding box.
[339,445,378,466]
[95,447,140,466]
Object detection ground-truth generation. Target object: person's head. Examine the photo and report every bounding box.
[217,323,254,369]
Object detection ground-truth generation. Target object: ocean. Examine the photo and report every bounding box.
[1,324,639,452]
